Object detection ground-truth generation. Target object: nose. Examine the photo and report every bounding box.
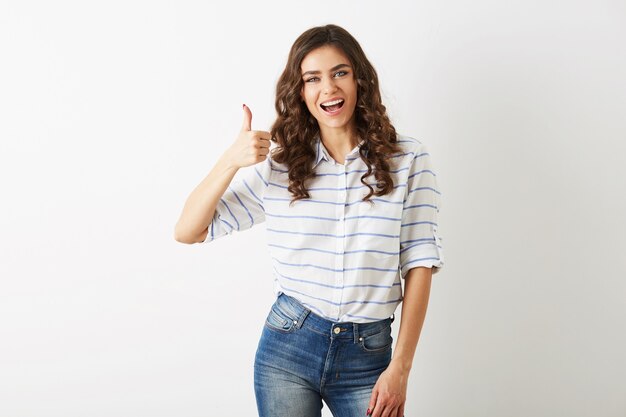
[322,77,338,95]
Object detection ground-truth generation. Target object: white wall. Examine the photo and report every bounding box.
[1,1,625,416]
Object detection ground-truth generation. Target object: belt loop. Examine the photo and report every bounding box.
[353,322,360,343]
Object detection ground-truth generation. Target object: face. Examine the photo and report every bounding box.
[300,45,358,135]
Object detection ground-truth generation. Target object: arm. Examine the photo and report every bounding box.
[390,265,432,372]
[174,104,271,244]
[368,140,444,416]
[367,267,433,417]
[174,152,239,244]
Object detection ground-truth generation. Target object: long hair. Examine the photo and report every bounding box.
[270,24,402,206]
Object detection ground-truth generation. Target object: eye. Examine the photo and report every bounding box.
[305,71,348,83]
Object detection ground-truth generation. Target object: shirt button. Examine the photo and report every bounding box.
[333,327,341,334]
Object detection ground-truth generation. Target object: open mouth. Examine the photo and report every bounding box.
[320,99,345,114]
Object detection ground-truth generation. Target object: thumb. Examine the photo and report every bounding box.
[241,103,252,131]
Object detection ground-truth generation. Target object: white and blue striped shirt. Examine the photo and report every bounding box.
[202,133,444,323]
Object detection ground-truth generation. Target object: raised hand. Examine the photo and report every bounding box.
[226,104,271,169]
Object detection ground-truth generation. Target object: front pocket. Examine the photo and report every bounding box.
[359,327,393,353]
[264,306,296,333]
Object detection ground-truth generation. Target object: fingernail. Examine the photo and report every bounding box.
[366,409,370,416]
[243,103,246,109]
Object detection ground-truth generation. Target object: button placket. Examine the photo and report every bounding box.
[332,164,347,320]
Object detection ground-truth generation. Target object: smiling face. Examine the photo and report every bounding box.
[300,45,358,137]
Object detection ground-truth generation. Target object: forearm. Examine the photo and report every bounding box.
[390,266,433,372]
[174,150,239,243]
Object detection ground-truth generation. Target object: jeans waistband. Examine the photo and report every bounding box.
[274,292,395,342]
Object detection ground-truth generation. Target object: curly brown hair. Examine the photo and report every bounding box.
[270,24,403,206]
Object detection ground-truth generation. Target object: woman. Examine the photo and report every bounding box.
[175,24,444,417]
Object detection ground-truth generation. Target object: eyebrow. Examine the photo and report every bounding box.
[302,63,351,77]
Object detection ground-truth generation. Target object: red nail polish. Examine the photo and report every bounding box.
[366,409,370,416]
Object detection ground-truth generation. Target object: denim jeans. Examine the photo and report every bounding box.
[254,292,397,417]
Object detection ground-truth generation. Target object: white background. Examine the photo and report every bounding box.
[1,1,625,416]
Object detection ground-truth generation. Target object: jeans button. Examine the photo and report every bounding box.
[333,327,341,334]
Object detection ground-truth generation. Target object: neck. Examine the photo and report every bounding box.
[319,125,359,162]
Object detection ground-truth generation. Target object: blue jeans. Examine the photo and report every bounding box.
[254,292,397,417]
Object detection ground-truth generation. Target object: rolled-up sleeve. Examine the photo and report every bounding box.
[398,143,445,278]
[201,155,272,243]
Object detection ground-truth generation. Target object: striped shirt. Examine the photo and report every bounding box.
[202,132,444,323]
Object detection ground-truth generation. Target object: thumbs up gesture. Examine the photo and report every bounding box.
[226,104,271,169]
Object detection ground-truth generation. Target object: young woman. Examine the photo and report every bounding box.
[175,24,444,417]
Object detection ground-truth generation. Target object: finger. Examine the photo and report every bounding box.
[379,405,393,417]
[389,405,401,417]
[252,130,272,140]
[241,104,252,131]
[371,403,384,417]
[398,404,405,417]
[254,136,271,148]
[367,389,378,416]
[254,135,271,152]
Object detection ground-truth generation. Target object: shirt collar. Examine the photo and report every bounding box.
[313,132,366,169]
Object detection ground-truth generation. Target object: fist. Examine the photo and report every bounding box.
[227,104,271,169]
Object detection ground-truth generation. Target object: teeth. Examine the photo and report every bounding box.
[321,99,344,107]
